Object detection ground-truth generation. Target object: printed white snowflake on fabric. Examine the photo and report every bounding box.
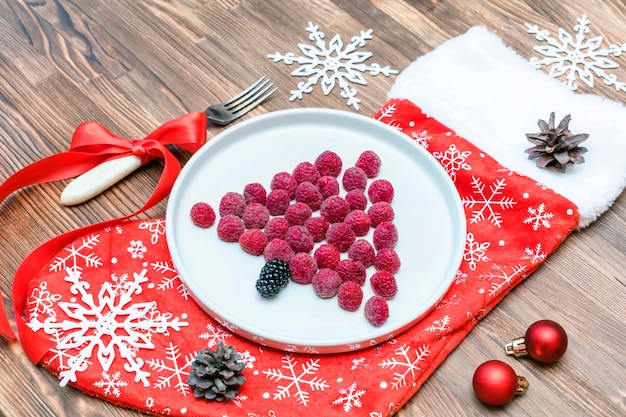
[49,234,102,272]
[262,355,329,406]
[332,382,366,412]
[525,14,626,92]
[479,264,528,297]
[268,21,397,110]
[27,282,61,320]
[463,232,490,271]
[425,315,451,338]
[379,344,430,390]
[522,243,547,265]
[139,219,167,245]
[523,203,553,231]
[375,102,402,130]
[151,260,190,299]
[410,129,432,149]
[93,371,128,397]
[433,144,472,182]
[462,176,517,228]
[146,342,195,396]
[127,239,147,259]
[198,322,232,348]
[28,267,189,387]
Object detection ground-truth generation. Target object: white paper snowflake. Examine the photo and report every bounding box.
[268,21,397,110]
[525,14,626,92]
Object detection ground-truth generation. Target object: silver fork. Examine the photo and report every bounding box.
[60,77,277,206]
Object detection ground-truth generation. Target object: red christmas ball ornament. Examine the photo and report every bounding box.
[472,360,529,406]
[505,319,568,363]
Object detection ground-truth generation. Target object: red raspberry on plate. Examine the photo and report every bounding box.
[314,150,343,177]
[284,202,312,226]
[313,243,340,270]
[373,221,398,250]
[320,195,350,223]
[316,175,340,200]
[219,191,246,217]
[367,201,395,227]
[292,161,321,184]
[374,248,401,274]
[295,181,323,211]
[364,295,389,326]
[348,239,375,268]
[190,202,216,228]
[345,189,368,211]
[270,171,298,199]
[265,189,291,216]
[264,238,295,263]
[217,214,246,242]
[336,259,367,285]
[370,270,398,299]
[325,222,356,253]
[355,150,382,178]
[344,209,371,236]
[337,281,363,312]
[367,179,394,203]
[342,166,367,192]
[242,203,270,229]
[243,182,267,205]
[264,217,290,241]
[289,252,318,284]
[312,268,342,298]
[239,229,268,256]
[304,216,329,242]
[284,225,315,253]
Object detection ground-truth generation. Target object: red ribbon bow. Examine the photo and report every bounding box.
[0,112,207,363]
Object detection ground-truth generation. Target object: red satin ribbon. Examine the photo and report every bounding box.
[0,112,207,363]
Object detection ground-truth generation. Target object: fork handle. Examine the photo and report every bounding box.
[60,155,143,206]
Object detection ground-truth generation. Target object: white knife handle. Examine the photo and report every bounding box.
[60,155,143,206]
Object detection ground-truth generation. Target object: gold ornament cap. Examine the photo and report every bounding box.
[505,336,529,357]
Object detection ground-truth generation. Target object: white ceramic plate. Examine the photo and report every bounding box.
[166,108,465,353]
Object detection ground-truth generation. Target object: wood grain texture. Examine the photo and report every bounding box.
[0,1,624,416]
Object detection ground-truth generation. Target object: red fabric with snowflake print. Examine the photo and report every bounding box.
[24,99,578,416]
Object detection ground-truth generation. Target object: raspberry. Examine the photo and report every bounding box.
[320,195,350,223]
[295,181,323,211]
[370,271,398,299]
[242,203,270,229]
[337,281,363,311]
[284,225,315,253]
[265,189,291,216]
[190,202,216,228]
[373,221,398,250]
[316,175,340,200]
[264,217,290,241]
[355,150,382,178]
[325,222,356,252]
[243,182,267,205]
[270,171,298,199]
[304,216,329,242]
[313,243,340,270]
[217,214,245,242]
[374,248,401,274]
[289,253,318,284]
[219,192,246,217]
[348,239,375,268]
[239,229,268,256]
[292,161,320,184]
[364,295,389,326]
[312,268,342,298]
[336,259,366,285]
[314,150,343,177]
[345,189,368,211]
[367,202,395,227]
[341,166,367,192]
[284,202,312,226]
[264,238,296,263]
[367,179,394,203]
[344,210,371,236]
[256,259,290,298]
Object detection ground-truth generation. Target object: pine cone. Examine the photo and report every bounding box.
[525,112,588,173]
[187,341,246,401]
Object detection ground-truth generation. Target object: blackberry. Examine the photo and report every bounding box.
[255,259,290,298]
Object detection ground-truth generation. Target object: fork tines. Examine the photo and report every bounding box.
[205,76,277,125]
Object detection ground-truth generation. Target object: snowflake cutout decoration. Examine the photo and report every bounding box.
[525,14,626,92]
[268,21,397,110]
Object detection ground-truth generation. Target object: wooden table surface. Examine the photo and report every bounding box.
[0,1,624,416]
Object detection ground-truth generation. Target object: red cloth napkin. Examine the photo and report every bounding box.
[22,97,578,416]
